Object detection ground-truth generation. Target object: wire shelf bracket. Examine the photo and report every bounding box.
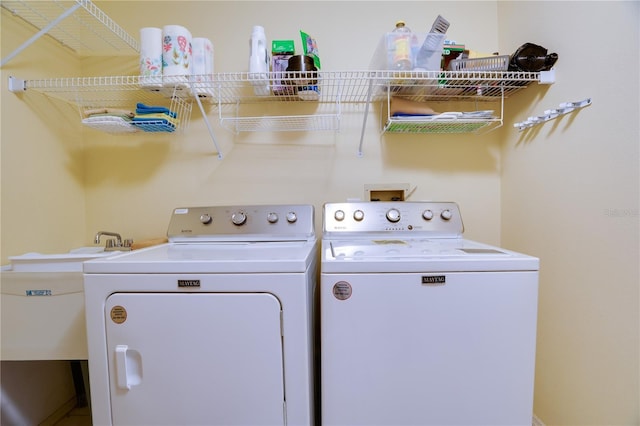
[189,81,223,159]
[1,0,138,67]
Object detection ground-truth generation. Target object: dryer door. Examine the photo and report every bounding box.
[105,293,285,426]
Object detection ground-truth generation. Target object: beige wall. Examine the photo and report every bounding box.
[79,1,503,246]
[1,8,87,259]
[1,1,638,425]
[499,1,639,425]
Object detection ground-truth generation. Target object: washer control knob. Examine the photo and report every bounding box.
[267,212,279,223]
[231,211,247,226]
[422,210,434,221]
[200,213,213,225]
[386,208,401,223]
[334,210,346,221]
[286,211,297,223]
[440,209,452,221]
[353,210,365,221]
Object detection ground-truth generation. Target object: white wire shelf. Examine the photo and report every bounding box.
[370,70,541,102]
[13,75,193,108]
[11,70,542,105]
[1,0,138,66]
[9,70,548,149]
[372,70,549,137]
[210,71,374,104]
[9,76,191,134]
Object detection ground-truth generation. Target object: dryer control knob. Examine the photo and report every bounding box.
[386,208,401,223]
[267,212,279,223]
[353,210,365,221]
[231,211,247,226]
[334,210,346,221]
[286,211,297,223]
[422,210,434,221]
[440,209,452,221]
[200,213,213,224]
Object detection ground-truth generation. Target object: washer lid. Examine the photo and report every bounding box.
[83,240,318,274]
[321,238,538,273]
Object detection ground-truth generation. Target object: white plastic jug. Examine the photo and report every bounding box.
[249,25,270,95]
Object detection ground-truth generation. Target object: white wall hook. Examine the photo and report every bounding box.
[514,98,592,131]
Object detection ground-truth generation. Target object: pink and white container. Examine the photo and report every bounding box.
[162,25,192,82]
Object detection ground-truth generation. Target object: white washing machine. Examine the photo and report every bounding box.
[321,202,539,426]
[83,205,318,426]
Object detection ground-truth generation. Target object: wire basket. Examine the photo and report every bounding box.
[448,55,509,71]
[384,119,496,134]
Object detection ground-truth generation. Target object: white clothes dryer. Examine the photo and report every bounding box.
[321,202,539,426]
[84,205,318,426]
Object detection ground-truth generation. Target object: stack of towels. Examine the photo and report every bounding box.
[131,103,179,132]
[81,108,138,133]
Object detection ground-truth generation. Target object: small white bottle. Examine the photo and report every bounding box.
[249,25,270,95]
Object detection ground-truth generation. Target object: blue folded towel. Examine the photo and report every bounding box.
[131,119,176,132]
[135,102,177,118]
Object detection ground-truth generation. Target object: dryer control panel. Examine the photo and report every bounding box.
[323,202,463,238]
[168,204,315,242]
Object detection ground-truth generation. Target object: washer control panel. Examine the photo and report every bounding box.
[167,205,315,242]
[323,202,463,237]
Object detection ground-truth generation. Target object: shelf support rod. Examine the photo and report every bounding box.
[1,2,83,67]
[499,83,505,128]
[357,74,375,157]
[190,83,223,159]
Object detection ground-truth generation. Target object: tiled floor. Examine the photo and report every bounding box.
[53,406,91,426]
[51,406,542,426]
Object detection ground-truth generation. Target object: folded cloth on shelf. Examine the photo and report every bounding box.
[390,110,495,121]
[135,102,177,118]
[83,108,135,118]
[81,115,139,133]
[84,113,134,121]
[80,103,180,133]
[390,97,439,116]
[132,113,179,125]
[131,112,179,132]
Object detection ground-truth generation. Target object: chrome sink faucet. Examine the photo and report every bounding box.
[95,231,122,245]
[94,231,132,251]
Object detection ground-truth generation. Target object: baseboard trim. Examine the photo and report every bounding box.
[533,414,546,426]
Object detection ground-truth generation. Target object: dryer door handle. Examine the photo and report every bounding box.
[115,344,142,390]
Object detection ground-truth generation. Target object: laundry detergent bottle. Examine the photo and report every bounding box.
[249,25,270,95]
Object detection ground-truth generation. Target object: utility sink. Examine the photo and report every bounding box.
[6,246,122,272]
[2,246,124,360]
